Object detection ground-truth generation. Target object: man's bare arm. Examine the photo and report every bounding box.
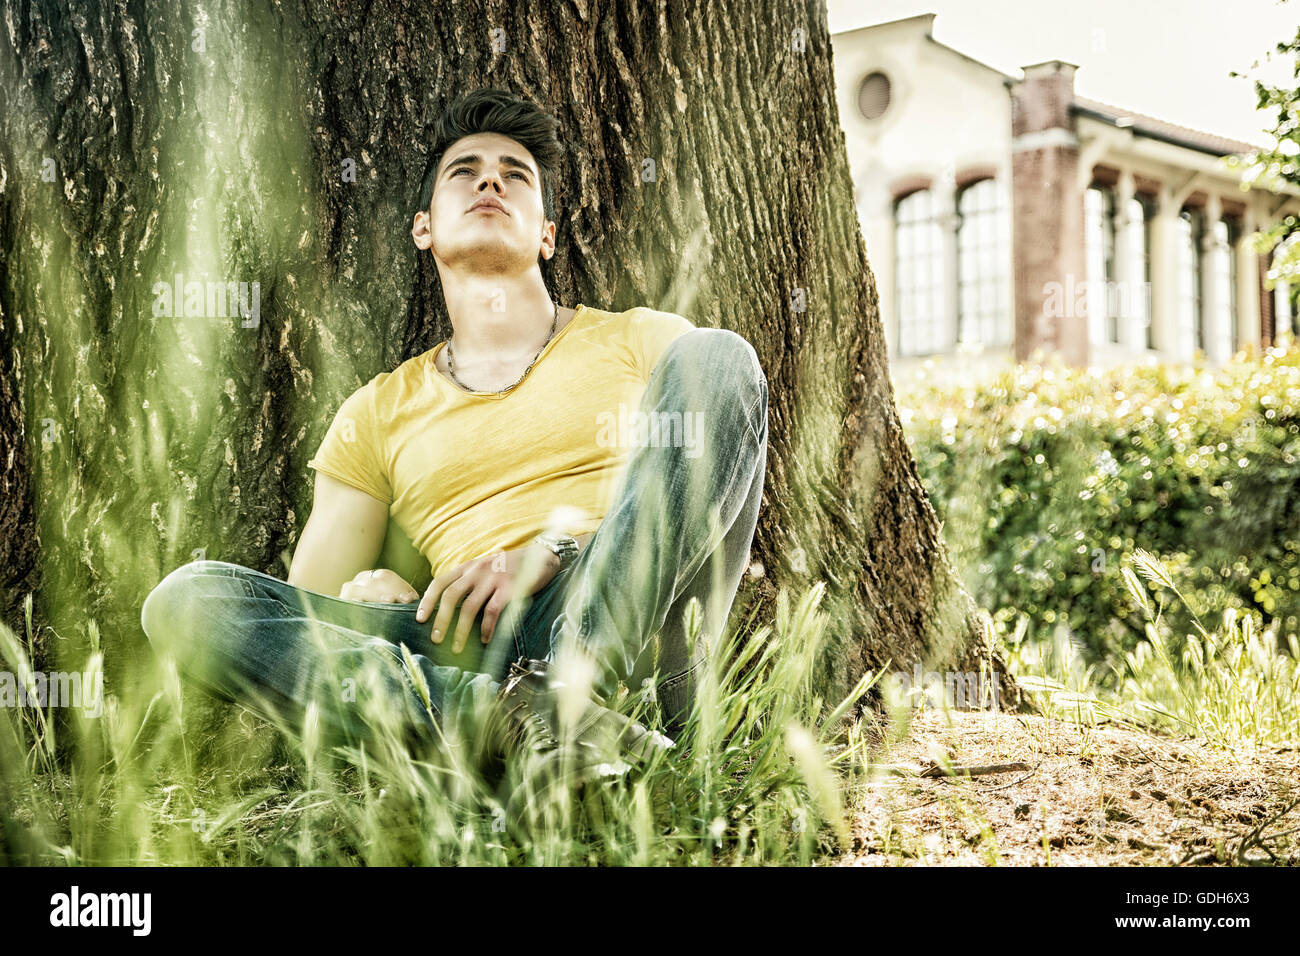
[375,516,433,593]
[288,471,389,596]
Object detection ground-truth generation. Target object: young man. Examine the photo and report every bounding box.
[140,89,768,778]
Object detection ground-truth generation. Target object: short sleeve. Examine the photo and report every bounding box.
[306,379,393,504]
[627,308,696,381]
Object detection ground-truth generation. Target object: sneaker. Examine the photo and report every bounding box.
[486,658,676,832]
[486,657,675,781]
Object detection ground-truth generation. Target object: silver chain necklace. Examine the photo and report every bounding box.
[445,300,559,394]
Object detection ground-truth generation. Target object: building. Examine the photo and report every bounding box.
[832,12,1300,375]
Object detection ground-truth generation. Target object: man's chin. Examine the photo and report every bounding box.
[435,243,532,272]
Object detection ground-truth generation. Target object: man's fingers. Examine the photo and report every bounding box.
[379,580,417,602]
[417,566,461,624]
[452,582,494,653]
[340,569,420,605]
[431,577,471,644]
[416,585,433,622]
[479,589,511,645]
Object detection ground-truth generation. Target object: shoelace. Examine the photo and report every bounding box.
[503,697,559,751]
[499,661,560,751]
[498,659,659,762]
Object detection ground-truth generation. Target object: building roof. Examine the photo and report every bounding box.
[832,12,1016,82]
[834,13,1271,159]
[1071,94,1265,157]
[832,12,938,37]
[929,35,1017,82]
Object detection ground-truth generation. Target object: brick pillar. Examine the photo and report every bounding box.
[1011,60,1087,366]
[1279,276,1294,345]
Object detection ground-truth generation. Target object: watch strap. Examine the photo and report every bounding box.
[534,532,580,570]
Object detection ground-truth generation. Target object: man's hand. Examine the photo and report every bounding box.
[415,543,559,653]
[339,568,419,603]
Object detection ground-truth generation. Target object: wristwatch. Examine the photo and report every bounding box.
[533,531,580,571]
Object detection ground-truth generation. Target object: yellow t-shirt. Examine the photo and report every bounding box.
[306,303,696,580]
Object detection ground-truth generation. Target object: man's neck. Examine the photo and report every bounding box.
[441,275,558,363]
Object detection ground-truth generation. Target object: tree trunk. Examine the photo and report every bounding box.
[0,0,1019,722]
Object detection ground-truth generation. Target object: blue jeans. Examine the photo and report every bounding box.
[140,327,769,748]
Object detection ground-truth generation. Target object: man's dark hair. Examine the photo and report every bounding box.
[417,89,563,225]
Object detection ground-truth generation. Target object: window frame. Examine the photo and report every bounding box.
[955,176,1011,349]
[1085,184,1120,346]
[1177,206,1206,355]
[893,188,947,357]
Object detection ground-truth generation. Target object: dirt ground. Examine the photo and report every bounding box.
[836,708,1300,866]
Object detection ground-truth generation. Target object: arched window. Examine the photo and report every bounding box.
[894,189,946,356]
[956,178,1010,347]
[1126,195,1154,350]
[1178,208,1206,355]
[1267,232,1300,339]
[1085,186,1118,345]
[1212,217,1240,355]
[1287,235,1300,339]
[1292,281,1300,339]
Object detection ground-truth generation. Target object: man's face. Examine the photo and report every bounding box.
[412,132,555,274]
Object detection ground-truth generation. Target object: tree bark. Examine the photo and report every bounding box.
[0,0,1019,722]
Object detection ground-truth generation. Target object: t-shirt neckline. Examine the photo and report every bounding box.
[428,303,587,400]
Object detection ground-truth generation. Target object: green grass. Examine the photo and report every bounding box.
[1002,549,1300,754]
[4,539,1295,865]
[0,581,883,866]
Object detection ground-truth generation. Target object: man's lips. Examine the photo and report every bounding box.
[468,198,508,215]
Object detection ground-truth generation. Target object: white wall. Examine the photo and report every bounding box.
[832,19,1014,365]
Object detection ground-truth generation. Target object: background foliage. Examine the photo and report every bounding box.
[897,345,1300,682]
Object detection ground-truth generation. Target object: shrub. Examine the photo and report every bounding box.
[897,345,1300,680]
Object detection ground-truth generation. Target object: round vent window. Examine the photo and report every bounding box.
[858,72,892,120]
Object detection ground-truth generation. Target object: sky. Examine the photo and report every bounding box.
[826,0,1299,149]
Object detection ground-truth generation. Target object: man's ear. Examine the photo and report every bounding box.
[412,209,433,251]
[539,219,557,260]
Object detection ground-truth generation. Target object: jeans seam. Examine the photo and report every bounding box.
[745,394,765,445]
[743,370,768,444]
[384,640,442,724]
[232,561,422,614]
[659,655,705,691]
[663,414,757,605]
[188,568,259,601]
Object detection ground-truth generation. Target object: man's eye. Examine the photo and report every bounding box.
[451,168,527,181]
